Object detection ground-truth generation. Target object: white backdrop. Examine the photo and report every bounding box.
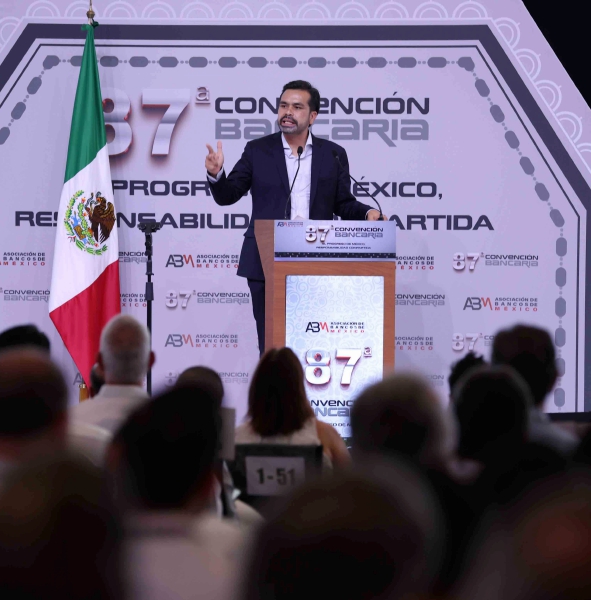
[1,0,591,420]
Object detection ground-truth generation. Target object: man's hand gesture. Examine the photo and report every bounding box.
[205,141,224,176]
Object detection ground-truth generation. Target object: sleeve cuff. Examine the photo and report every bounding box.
[207,169,224,183]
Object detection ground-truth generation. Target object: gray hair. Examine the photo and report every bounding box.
[99,315,151,384]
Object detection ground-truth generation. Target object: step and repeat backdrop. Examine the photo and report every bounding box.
[1,0,591,420]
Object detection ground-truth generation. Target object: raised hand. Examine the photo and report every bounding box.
[205,141,224,176]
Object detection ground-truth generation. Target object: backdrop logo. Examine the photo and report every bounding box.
[396,294,445,307]
[309,399,354,418]
[165,254,239,269]
[1,251,46,266]
[164,333,239,348]
[452,333,495,352]
[64,190,115,255]
[196,292,249,305]
[119,250,147,264]
[428,374,445,387]
[390,215,493,231]
[454,252,539,271]
[1,288,50,302]
[305,321,365,333]
[396,255,435,271]
[121,293,146,308]
[396,335,434,350]
[219,372,249,385]
[463,296,538,312]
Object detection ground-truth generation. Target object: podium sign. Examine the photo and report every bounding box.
[274,220,396,261]
[285,275,385,439]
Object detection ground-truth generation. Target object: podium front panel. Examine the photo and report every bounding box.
[285,275,384,439]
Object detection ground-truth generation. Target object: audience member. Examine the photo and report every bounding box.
[175,365,224,406]
[106,387,244,600]
[448,351,486,397]
[351,373,456,472]
[492,324,578,455]
[242,462,444,600]
[89,362,105,398]
[175,365,237,520]
[0,454,123,600]
[235,347,350,468]
[0,348,67,472]
[70,314,153,432]
[0,323,50,353]
[455,468,591,600]
[453,365,532,469]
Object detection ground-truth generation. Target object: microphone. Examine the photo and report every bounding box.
[284,145,304,220]
[332,150,384,220]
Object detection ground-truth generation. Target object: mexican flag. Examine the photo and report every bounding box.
[49,23,120,385]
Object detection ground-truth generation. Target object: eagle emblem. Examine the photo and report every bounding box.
[64,190,116,256]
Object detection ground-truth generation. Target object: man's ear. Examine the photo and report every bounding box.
[309,111,318,127]
[149,351,156,368]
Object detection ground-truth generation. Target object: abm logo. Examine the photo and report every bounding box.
[165,334,193,347]
[306,322,329,333]
[463,297,492,310]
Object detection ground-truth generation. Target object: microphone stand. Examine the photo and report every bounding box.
[332,151,384,220]
[138,221,162,395]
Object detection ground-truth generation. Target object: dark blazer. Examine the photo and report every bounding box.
[210,132,374,280]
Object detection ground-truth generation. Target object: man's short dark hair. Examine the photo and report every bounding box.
[491,325,557,407]
[0,324,50,353]
[281,80,321,113]
[175,365,224,409]
[453,365,532,464]
[109,387,220,510]
[0,349,67,436]
[448,352,486,395]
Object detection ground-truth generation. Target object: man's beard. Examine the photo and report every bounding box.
[278,117,304,134]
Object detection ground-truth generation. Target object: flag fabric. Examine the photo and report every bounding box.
[49,23,120,385]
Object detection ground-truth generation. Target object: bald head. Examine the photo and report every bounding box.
[99,315,152,385]
[0,349,67,436]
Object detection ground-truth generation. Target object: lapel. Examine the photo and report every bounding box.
[310,133,323,212]
[271,133,290,196]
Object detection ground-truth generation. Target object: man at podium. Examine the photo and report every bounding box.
[205,80,384,355]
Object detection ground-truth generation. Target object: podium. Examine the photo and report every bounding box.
[255,220,396,420]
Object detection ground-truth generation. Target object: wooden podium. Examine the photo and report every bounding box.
[255,220,396,372]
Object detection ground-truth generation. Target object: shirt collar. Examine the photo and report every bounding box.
[281,131,313,152]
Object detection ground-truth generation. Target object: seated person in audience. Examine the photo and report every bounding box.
[175,365,239,521]
[70,314,154,432]
[0,323,50,353]
[452,365,532,472]
[454,468,591,600]
[492,324,578,455]
[0,454,123,600]
[351,373,457,474]
[235,347,350,468]
[106,387,244,600]
[89,362,105,398]
[448,351,486,398]
[0,348,67,474]
[242,463,444,600]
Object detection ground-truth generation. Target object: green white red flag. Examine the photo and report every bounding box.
[49,23,120,384]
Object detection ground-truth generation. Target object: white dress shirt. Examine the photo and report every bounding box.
[282,132,312,219]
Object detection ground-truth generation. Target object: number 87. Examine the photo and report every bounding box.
[305,349,362,385]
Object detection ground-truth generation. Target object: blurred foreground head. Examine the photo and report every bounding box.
[453,365,532,466]
[0,454,123,600]
[0,348,67,461]
[0,324,50,353]
[243,462,444,600]
[456,468,591,600]
[492,324,557,407]
[107,387,220,512]
[248,347,313,436]
[99,314,154,385]
[351,373,456,469]
[175,365,224,409]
